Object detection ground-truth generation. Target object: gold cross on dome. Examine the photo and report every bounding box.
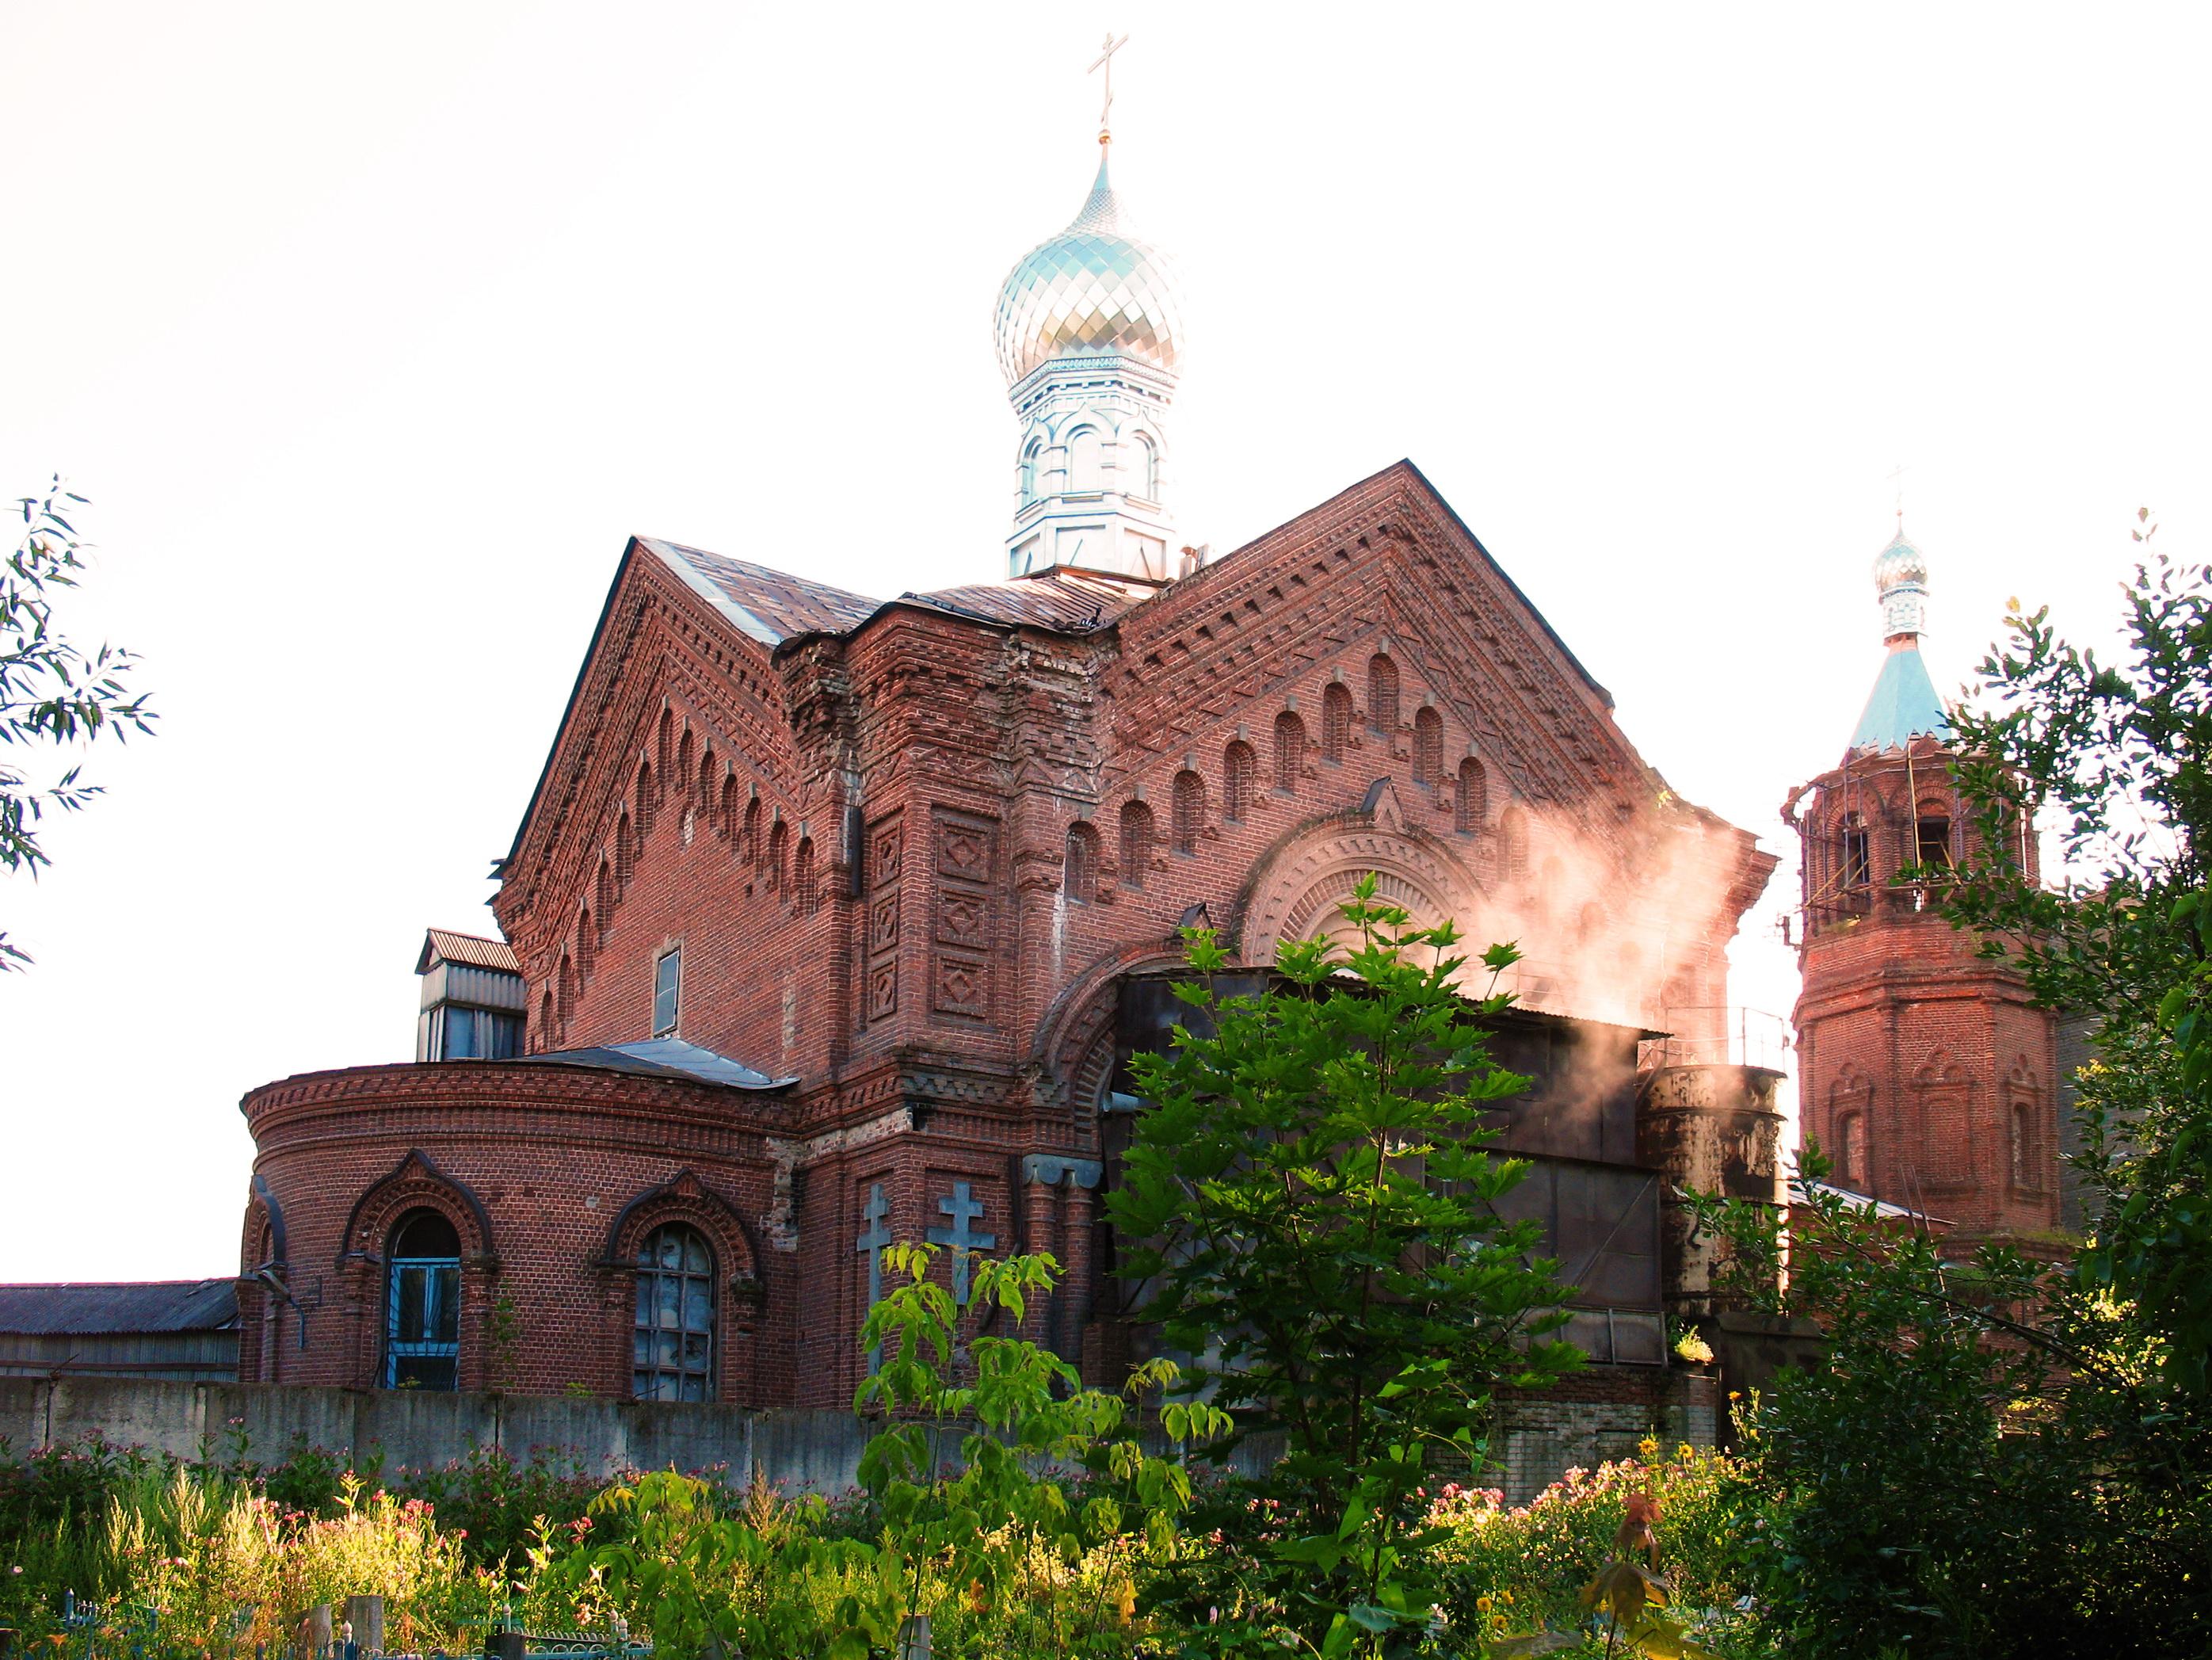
[1090,31,1130,137]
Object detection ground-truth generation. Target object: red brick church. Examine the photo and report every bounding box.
[234,128,1795,1473]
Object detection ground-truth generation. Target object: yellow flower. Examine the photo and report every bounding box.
[1638,1435,1660,1462]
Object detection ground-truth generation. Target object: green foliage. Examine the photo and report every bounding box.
[849,1242,1224,1657]
[1108,877,1582,1655]
[2,479,154,969]
[1941,518,2212,1395]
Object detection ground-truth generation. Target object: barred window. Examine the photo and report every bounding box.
[634,1225,715,1402]
[386,1210,461,1391]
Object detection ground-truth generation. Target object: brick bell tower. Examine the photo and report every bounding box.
[1782,520,2064,1252]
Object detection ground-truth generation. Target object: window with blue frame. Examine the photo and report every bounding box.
[386,1209,461,1390]
[654,948,681,1036]
[434,1004,522,1060]
[634,1224,715,1402]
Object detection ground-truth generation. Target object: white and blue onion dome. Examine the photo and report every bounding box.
[1872,524,1929,595]
[993,147,1185,386]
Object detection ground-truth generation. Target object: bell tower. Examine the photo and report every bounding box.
[1783,523,2064,1251]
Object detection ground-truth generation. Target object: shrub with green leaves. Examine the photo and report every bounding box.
[1108,877,1583,1656]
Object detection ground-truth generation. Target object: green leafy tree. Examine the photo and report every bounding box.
[848,1242,1226,1658]
[1688,522,2212,1657]
[1941,514,2212,1394]
[1107,877,1582,1656]
[3,479,154,968]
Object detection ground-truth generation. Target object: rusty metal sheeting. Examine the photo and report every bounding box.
[648,539,882,645]
[0,1278,238,1336]
[517,1036,797,1092]
[903,569,1150,632]
[418,927,521,975]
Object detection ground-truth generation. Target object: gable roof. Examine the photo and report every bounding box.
[0,1280,238,1336]
[417,928,521,976]
[504,460,1617,873]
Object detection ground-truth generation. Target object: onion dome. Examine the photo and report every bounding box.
[992,147,1184,386]
[1872,525,1929,594]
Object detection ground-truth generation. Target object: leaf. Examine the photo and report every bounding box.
[1487,1633,1581,1657]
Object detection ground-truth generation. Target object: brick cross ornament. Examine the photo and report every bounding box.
[926,1181,997,1304]
[855,1182,892,1372]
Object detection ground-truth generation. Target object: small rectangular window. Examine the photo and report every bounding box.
[654,948,681,1036]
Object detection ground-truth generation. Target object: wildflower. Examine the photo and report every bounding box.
[1476,1596,1493,1613]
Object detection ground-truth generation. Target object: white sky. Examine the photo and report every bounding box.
[4,3,2206,1279]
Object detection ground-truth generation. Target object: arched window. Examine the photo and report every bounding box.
[636,761,656,839]
[633,1224,715,1402]
[1322,683,1354,763]
[1838,814,1871,916]
[539,987,554,1048]
[1119,799,1154,889]
[385,1209,461,1391]
[1172,770,1206,854]
[1367,656,1399,736]
[794,837,818,914]
[1455,757,1488,833]
[1837,1112,1866,1185]
[1128,433,1158,499]
[1413,706,1443,787]
[676,730,695,802]
[2010,1102,2034,1188]
[768,820,789,893]
[1068,426,1105,493]
[698,746,717,814]
[1019,438,1042,505]
[1577,902,1604,942]
[1064,821,1099,903]
[1273,712,1306,792]
[1499,805,1529,883]
[742,796,761,867]
[1223,741,1258,822]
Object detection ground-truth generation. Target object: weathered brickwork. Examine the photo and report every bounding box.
[238,464,1776,1427]
[1785,733,2065,1249]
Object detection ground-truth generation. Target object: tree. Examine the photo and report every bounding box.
[1942,513,2212,1395]
[1106,877,1582,1656]
[1689,521,2212,1657]
[2,479,154,968]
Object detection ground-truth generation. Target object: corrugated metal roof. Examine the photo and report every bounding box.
[517,1036,797,1091]
[0,1280,238,1336]
[418,929,521,975]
